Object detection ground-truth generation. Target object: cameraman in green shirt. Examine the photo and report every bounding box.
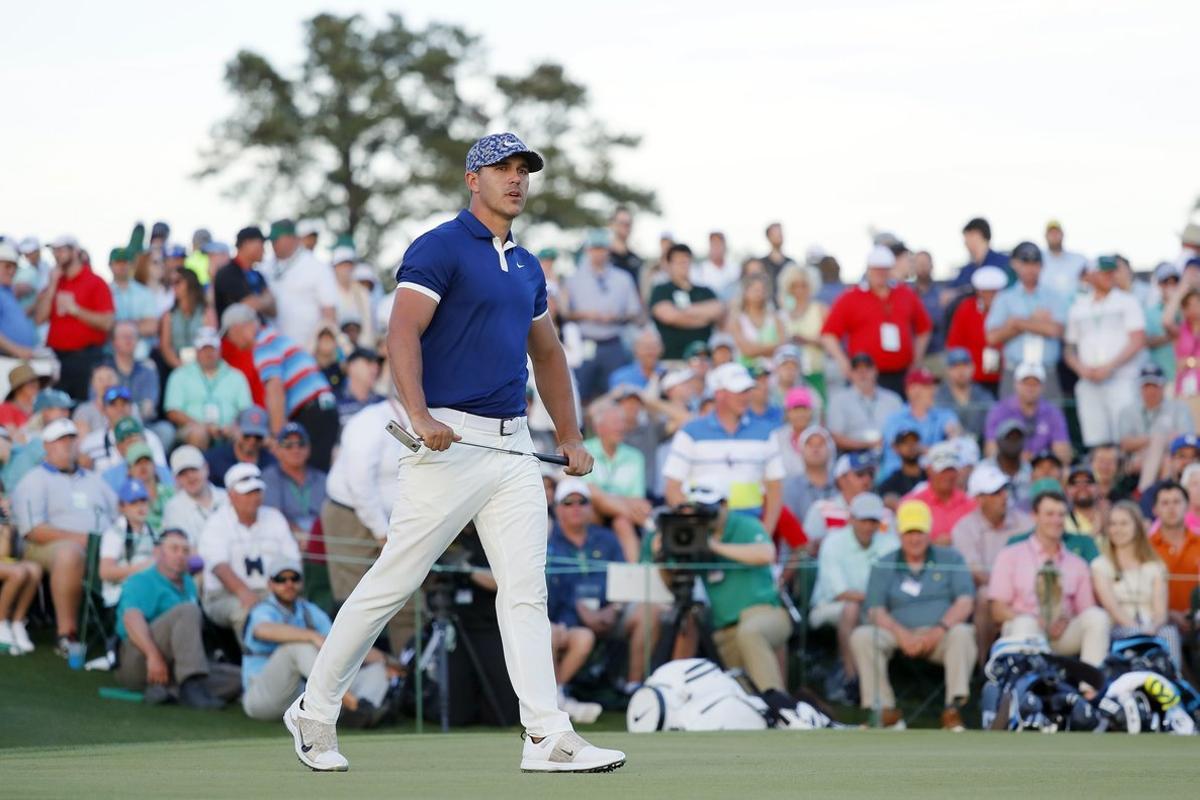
[651,483,791,691]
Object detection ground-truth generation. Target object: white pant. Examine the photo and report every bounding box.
[1075,376,1136,447]
[302,409,572,737]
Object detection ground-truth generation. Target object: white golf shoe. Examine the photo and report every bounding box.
[284,695,350,772]
[520,730,626,773]
[11,621,35,654]
[560,694,603,725]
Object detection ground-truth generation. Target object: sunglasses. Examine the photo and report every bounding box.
[278,440,308,449]
[559,498,590,507]
[271,573,302,584]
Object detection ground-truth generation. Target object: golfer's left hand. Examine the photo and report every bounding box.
[558,441,593,477]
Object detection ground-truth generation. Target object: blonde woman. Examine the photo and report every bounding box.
[777,263,827,400]
[726,272,785,362]
[1092,500,1182,666]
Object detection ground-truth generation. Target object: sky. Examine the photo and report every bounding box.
[4,0,1199,280]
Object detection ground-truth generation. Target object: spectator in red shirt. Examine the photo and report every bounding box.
[821,245,932,396]
[945,266,1006,396]
[0,363,49,433]
[904,442,977,545]
[34,235,115,401]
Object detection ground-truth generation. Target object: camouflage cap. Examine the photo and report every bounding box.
[465,132,544,174]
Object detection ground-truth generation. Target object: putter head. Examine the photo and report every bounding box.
[385,420,422,453]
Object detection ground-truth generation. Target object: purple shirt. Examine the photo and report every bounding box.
[983,396,1068,452]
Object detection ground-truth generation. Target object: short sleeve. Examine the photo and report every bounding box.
[984,293,1008,332]
[1123,294,1146,332]
[253,336,283,384]
[12,472,47,534]
[863,565,887,611]
[87,276,115,314]
[308,603,333,637]
[100,528,123,561]
[985,547,1016,602]
[909,290,932,335]
[395,233,453,304]
[648,284,671,308]
[163,370,186,413]
[944,550,974,598]
[821,294,849,338]
[1064,302,1081,345]
[660,429,695,483]
[532,273,549,321]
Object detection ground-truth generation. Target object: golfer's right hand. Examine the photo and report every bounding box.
[413,414,461,451]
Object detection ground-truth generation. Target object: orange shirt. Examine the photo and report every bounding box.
[1148,528,1200,612]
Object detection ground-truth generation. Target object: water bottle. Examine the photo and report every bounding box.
[67,641,86,670]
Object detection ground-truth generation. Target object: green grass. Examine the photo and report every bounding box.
[3,641,1198,799]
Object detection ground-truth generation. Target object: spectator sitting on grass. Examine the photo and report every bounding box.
[809,492,898,704]
[98,478,156,608]
[12,418,116,655]
[851,498,976,731]
[241,555,390,726]
[114,528,239,708]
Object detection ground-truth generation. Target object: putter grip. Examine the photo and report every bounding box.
[537,452,570,466]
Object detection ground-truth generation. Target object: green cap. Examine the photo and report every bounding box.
[124,441,154,466]
[113,416,144,444]
[1096,255,1119,272]
[1030,477,1064,500]
[683,340,711,360]
[109,247,128,264]
[537,248,558,261]
[268,219,297,241]
[333,232,356,250]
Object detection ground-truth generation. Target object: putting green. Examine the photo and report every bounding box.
[3,729,1195,800]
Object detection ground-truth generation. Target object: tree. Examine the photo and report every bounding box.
[197,13,655,258]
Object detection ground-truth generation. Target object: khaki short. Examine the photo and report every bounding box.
[23,539,85,571]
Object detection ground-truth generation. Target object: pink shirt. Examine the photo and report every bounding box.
[904,485,977,545]
[987,536,1095,618]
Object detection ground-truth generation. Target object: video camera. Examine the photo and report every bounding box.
[655,502,720,564]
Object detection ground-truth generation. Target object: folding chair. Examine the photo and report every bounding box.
[77,534,117,663]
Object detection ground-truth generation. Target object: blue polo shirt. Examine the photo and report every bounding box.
[0,284,37,348]
[116,566,199,639]
[984,282,1067,367]
[878,404,960,480]
[546,524,625,628]
[395,209,548,418]
[242,594,332,690]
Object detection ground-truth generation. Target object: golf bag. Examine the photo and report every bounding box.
[626,658,839,732]
[1097,634,1200,734]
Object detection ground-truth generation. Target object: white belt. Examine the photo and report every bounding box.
[429,407,525,437]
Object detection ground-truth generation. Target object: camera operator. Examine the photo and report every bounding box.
[652,483,791,692]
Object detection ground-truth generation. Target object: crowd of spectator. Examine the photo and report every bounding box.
[2,210,1200,731]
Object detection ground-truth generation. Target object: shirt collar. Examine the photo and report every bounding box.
[456,209,515,244]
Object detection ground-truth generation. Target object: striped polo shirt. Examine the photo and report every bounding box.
[662,413,785,509]
[252,325,332,417]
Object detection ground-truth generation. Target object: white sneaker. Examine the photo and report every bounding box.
[561,695,603,725]
[284,695,350,772]
[520,730,625,773]
[11,621,34,654]
[0,622,18,655]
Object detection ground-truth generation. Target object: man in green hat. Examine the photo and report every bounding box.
[1064,254,1146,448]
[108,246,157,341]
[263,218,337,349]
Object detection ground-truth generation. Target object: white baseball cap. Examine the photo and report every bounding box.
[169,445,207,476]
[0,242,17,263]
[224,463,265,495]
[1014,361,1046,383]
[331,246,356,266]
[42,418,79,443]
[866,245,896,269]
[49,234,79,249]
[971,266,1008,291]
[660,368,694,393]
[18,236,40,254]
[705,363,755,394]
[353,263,378,285]
[193,326,221,350]
[968,462,1010,497]
[925,441,961,472]
[553,478,592,505]
[684,481,727,506]
[296,219,322,238]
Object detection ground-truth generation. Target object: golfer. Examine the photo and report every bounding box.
[285,133,626,774]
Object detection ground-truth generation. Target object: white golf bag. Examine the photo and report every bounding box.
[626,658,835,733]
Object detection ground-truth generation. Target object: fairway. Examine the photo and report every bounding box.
[2,729,1195,800]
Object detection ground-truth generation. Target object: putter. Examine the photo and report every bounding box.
[386,420,569,466]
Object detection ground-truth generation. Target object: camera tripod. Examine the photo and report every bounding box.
[423,578,511,732]
[651,567,723,670]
